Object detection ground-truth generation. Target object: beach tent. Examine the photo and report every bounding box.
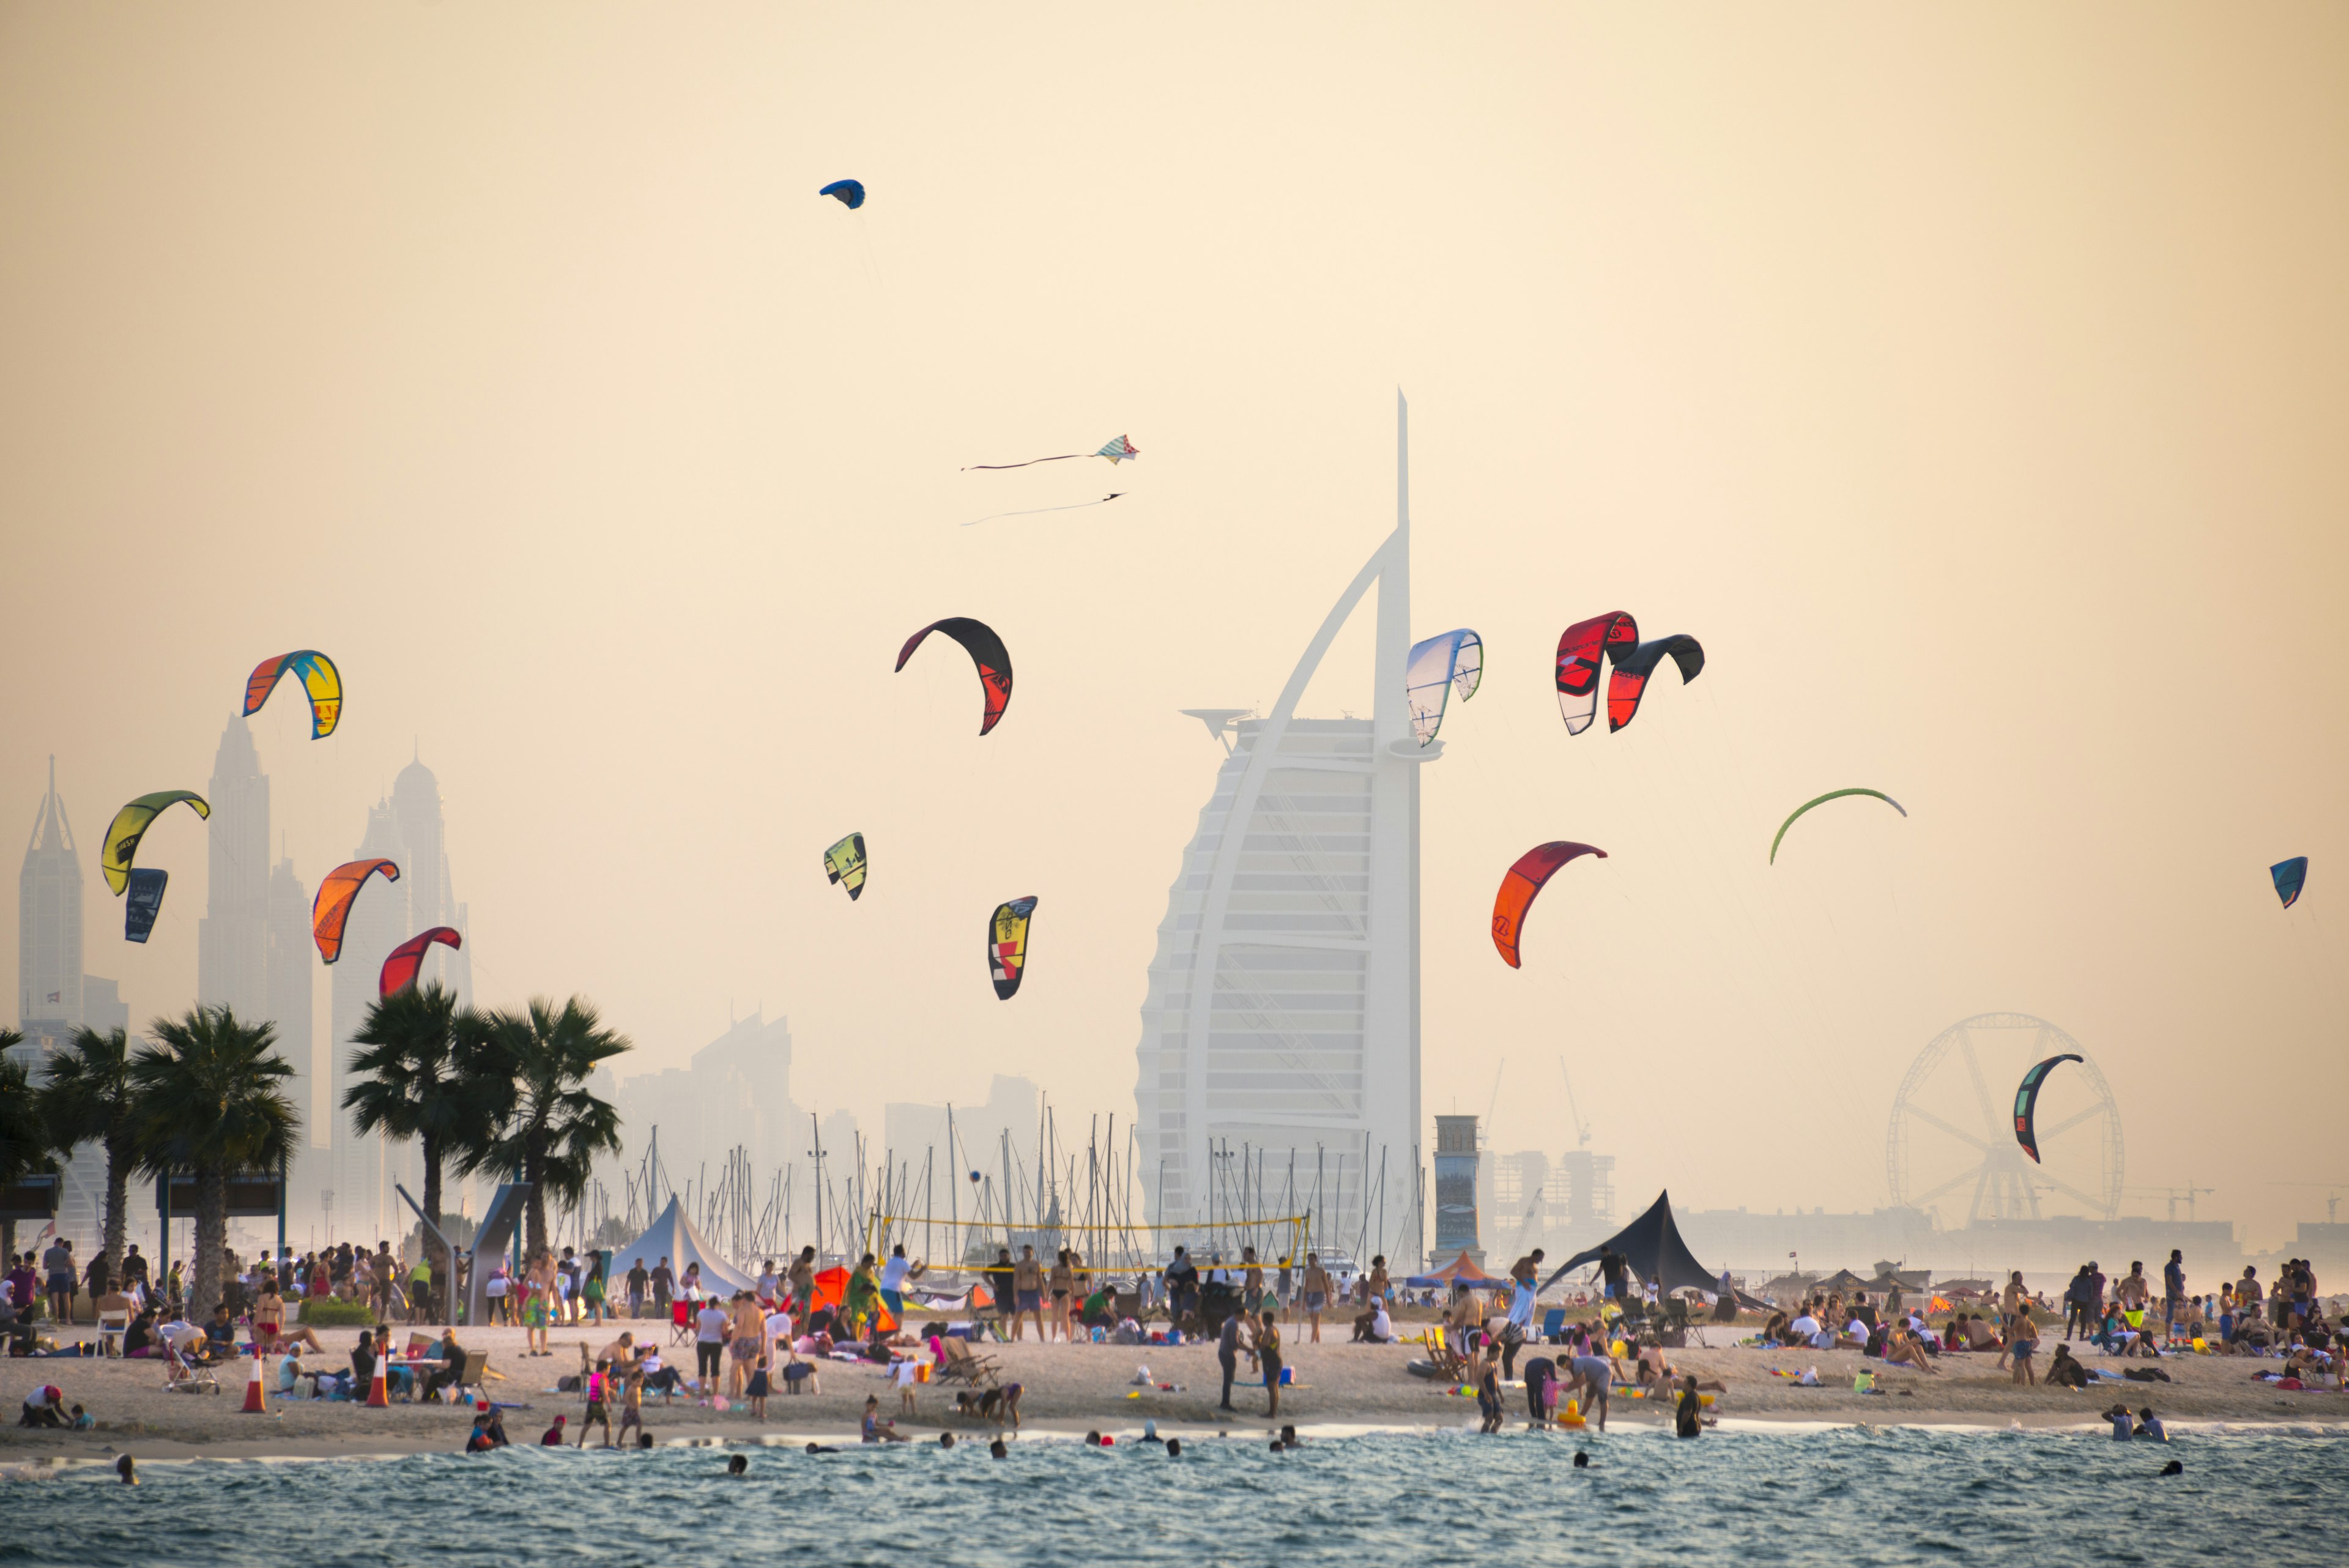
[593,1196,759,1298]
[809,1264,897,1332]
[1405,1251,1512,1290]
[1535,1189,1724,1296]
[1817,1268,1871,1291]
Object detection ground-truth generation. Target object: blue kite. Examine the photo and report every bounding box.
[2271,856,2309,909]
[818,179,866,210]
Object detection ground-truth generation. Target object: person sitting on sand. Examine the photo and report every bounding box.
[18,1385,65,1427]
[1882,1324,1938,1375]
[861,1392,908,1443]
[1961,1313,2004,1353]
[2044,1343,2091,1388]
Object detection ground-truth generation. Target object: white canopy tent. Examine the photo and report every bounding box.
[592,1196,760,1299]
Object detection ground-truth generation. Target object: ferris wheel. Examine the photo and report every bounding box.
[1886,1013,2123,1224]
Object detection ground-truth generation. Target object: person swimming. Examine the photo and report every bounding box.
[116,1455,137,1486]
[1166,1438,1182,1457]
[2159,1459,2183,1476]
[989,1439,1008,1458]
[727,1454,748,1476]
[1138,1419,1165,1445]
[1572,1451,1590,1468]
[939,1432,956,1448]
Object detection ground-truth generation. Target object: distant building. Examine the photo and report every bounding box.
[196,716,269,1021]
[1490,1146,1618,1261]
[266,855,316,1196]
[883,1074,1042,1198]
[1432,1115,1482,1267]
[327,755,470,1244]
[1132,403,1428,1259]
[613,1011,800,1187]
[12,760,128,1248]
[18,758,82,1030]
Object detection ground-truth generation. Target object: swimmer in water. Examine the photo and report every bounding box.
[805,1442,839,1454]
[2160,1459,2183,1476]
[1573,1451,1590,1468]
[989,1439,1008,1459]
[116,1455,138,1485]
[1279,1424,1299,1450]
[1085,1431,1103,1446]
[727,1454,748,1476]
[939,1432,956,1448]
[1138,1420,1165,1445]
[1167,1438,1182,1457]
[637,1431,654,1450]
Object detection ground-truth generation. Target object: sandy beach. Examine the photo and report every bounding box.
[5,1318,2340,1465]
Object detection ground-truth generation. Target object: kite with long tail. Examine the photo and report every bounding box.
[964,434,1138,470]
[965,493,1125,527]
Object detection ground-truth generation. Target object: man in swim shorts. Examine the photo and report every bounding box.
[1012,1246,1046,1342]
[1301,1252,1331,1343]
[1568,1354,1613,1431]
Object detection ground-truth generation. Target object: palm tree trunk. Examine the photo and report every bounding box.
[420,1132,448,1325]
[524,1144,547,1261]
[191,1166,227,1321]
[102,1135,130,1276]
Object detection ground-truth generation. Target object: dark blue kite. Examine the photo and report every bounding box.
[125,867,168,943]
[2271,856,2309,909]
[819,179,866,210]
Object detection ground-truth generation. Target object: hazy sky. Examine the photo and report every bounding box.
[4,4,2343,1246]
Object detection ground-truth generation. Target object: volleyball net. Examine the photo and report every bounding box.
[859,1212,1314,1278]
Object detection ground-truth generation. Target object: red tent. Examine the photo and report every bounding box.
[1405,1252,1510,1290]
[810,1265,897,1332]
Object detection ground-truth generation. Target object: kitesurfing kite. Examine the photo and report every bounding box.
[989,896,1039,1000]
[818,179,866,209]
[964,435,1138,471]
[379,926,462,997]
[1491,842,1607,969]
[1406,629,1483,746]
[896,618,1013,734]
[100,791,210,896]
[825,833,869,901]
[1554,612,1705,735]
[243,650,343,739]
[2271,856,2309,909]
[1770,789,1909,864]
[2012,1053,2084,1163]
[312,858,399,964]
[124,868,168,944]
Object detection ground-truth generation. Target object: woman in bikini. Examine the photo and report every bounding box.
[1048,1250,1077,1344]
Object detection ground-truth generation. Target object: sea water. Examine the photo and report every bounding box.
[16,1425,2348,1566]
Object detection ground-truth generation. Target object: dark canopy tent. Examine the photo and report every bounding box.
[1537,1189,1724,1296]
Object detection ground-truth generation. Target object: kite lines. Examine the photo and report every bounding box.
[963,492,1125,527]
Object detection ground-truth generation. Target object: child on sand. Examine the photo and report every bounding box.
[746,1354,770,1419]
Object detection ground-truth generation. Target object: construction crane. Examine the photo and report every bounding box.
[2269,1181,2349,1224]
[2124,1184,2217,1224]
[1557,1057,1592,1150]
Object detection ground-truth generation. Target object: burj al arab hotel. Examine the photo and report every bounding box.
[1132,396,1431,1261]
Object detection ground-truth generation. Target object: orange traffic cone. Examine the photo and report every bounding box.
[242,1349,269,1414]
[366,1359,390,1408]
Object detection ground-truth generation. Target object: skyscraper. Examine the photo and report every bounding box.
[327,755,469,1243]
[18,757,82,1030]
[13,760,127,1246]
[267,854,317,1191]
[1132,399,1427,1259]
[196,716,270,1020]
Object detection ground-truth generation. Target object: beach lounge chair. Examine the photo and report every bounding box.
[1540,1308,1566,1344]
[669,1301,694,1347]
[934,1337,1000,1389]
[98,1303,132,1357]
[449,1348,491,1405]
[163,1340,221,1395]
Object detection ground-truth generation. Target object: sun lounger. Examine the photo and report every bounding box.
[934,1337,1000,1389]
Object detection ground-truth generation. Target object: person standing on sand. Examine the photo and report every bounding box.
[694,1296,730,1391]
[1217,1305,1252,1411]
[2163,1250,2188,1340]
[1301,1253,1332,1343]
[1012,1246,1047,1342]
[579,1359,614,1447]
[1277,1256,1294,1325]
[625,1258,648,1320]
[616,1361,645,1446]
[1257,1310,1285,1418]
[787,1246,817,1313]
[650,1257,675,1319]
[729,1291,764,1395]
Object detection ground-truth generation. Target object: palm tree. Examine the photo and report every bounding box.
[38,1027,139,1279]
[0,1031,61,1264]
[344,983,499,1318]
[128,1005,299,1320]
[462,997,629,1258]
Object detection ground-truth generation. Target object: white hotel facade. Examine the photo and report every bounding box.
[1132,398,1430,1259]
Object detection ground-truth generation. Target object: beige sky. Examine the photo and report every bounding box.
[3,3,2343,1246]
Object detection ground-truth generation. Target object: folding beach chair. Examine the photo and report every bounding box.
[669,1300,694,1347]
[162,1339,221,1395]
[935,1337,1000,1389]
[1540,1307,1566,1345]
